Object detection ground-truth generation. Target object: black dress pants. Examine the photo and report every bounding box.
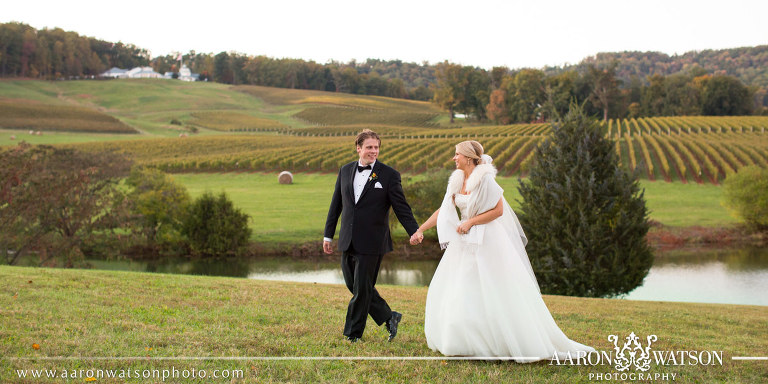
[341,246,392,338]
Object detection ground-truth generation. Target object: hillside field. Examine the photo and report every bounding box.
[3,80,766,185]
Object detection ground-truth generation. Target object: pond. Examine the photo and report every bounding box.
[621,247,768,306]
[76,246,768,307]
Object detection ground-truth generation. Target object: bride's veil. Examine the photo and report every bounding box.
[499,199,539,292]
[478,154,540,292]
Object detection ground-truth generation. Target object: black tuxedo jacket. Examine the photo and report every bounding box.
[324,161,419,255]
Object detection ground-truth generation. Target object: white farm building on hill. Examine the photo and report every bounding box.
[101,65,198,81]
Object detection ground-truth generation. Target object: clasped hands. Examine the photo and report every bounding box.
[409,230,424,245]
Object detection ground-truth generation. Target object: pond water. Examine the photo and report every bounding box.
[81,246,768,306]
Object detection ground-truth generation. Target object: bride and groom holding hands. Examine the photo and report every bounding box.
[323,129,593,360]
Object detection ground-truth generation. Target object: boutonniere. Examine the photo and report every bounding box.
[368,172,378,182]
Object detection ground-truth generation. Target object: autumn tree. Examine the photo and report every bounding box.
[457,67,490,121]
[586,63,622,121]
[333,66,363,94]
[722,166,768,230]
[502,69,546,123]
[409,85,433,101]
[434,61,464,123]
[214,52,234,84]
[490,66,509,89]
[0,22,148,79]
[0,143,131,266]
[1,143,48,264]
[641,74,667,116]
[541,71,577,121]
[700,75,754,116]
[126,167,190,253]
[486,89,511,124]
[663,73,702,115]
[642,73,703,117]
[387,78,407,98]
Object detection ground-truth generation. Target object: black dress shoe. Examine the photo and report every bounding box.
[386,311,402,342]
[346,336,360,343]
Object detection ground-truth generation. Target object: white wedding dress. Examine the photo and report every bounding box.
[424,168,594,362]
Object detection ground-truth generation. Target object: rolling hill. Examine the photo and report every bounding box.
[1,79,767,185]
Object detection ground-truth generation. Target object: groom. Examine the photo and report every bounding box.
[323,129,420,343]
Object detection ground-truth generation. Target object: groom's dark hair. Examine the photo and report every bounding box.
[355,129,381,148]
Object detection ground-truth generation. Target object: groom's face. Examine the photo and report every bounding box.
[356,138,380,166]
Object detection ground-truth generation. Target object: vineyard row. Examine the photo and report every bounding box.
[65,131,768,184]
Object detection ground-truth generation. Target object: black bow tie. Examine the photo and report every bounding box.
[357,164,372,172]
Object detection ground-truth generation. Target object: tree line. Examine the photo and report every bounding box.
[1,22,765,118]
[548,48,768,95]
[0,22,434,100]
[435,62,765,123]
[152,52,435,100]
[0,22,150,78]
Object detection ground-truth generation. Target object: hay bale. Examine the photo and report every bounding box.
[278,171,293,184]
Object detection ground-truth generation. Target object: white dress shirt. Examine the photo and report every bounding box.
[324,160,375,243]
[353,160,374,204]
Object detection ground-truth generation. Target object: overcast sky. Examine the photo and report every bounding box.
[3,0,767,70]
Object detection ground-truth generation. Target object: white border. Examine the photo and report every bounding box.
[5,356,541,361]
[6,356,765,361]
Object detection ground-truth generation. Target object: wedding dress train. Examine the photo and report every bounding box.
[424,170,594,362]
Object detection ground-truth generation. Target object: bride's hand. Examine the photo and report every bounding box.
[410,231,423,245]
[457,222,472,235]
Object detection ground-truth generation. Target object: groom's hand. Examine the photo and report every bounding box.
[409,231,424,245]
[323,241,334,254]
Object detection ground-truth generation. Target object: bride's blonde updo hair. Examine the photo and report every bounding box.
[456,140,484,165]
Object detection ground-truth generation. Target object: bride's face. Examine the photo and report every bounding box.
[453,152,470,171]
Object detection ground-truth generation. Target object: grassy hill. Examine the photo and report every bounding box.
[1,79,767,185]
[0,80,445,138]
[0,79,300,137]
[1,265,766,383]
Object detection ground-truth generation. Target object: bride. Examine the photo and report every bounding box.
[410,141,594,361]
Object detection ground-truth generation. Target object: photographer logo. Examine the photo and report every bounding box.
[549,332,724,381]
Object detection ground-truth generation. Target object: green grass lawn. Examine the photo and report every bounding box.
[0,80,66,104]
[496,178,737,227]
[639,180,738,227]
[1,266,765,383]
[173,172,337,245]
[172,172,737,247]
[0,266,768,383]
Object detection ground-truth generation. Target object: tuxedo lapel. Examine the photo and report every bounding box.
[345,162,357,203]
